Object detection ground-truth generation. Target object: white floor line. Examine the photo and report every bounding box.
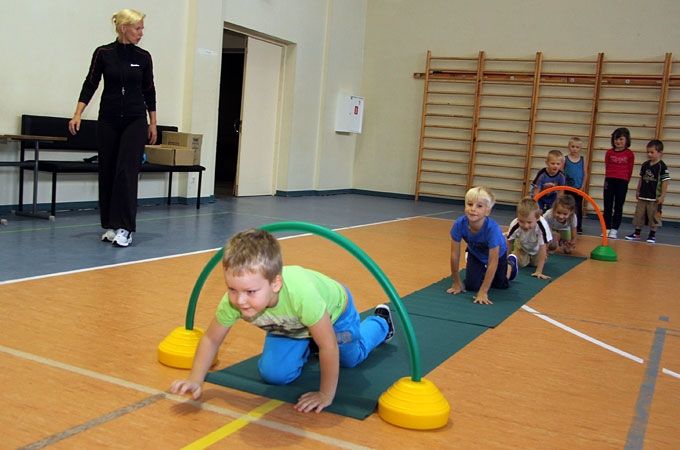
[0,215,431,286]
[522,305,679,379]
[662,368,680,379]
[0,344,369,450]
[0,248,217,286]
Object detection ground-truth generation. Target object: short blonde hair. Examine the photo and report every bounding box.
[547,149,563,161]
[517,197,541,219]
[568,136,582,147]
[222,229,282,282]
[465,186,495,209]
[112,9,145,35]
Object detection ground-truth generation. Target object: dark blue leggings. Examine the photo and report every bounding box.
[464,251,509,292]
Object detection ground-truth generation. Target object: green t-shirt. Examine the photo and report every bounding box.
[215,265,347,339]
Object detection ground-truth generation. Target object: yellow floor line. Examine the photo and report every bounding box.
[182,399,284,449]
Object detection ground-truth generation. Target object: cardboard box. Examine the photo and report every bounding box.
[145,145,197,166]
[161,132,202,164]
[162,131,202,149]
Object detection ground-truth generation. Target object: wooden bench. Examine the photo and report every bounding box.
[18,114,205,217]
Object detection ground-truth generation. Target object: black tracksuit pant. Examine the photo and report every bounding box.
[97,116,147,232]
[603,177,629,231]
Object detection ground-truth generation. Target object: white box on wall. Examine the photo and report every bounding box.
[335,94,364,133]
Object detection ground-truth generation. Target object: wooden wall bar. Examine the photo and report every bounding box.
[414,51,679,221]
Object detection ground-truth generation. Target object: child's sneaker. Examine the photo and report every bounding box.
[112,228,133,247]
[625,232,640,241]
[646,234,656,244]
[374,304,395,343]
[608,229,618,239]
[101,229,116,242]
[508,253,519,281]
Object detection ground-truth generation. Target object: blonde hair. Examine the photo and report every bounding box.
[465,186,495,209]
[517,197,541,219]
[112,9,145,35]
[547,149,563,161]
[222,229,282,282]
[568,136,582,147]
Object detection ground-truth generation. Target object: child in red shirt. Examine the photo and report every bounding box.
[603,128,635,239]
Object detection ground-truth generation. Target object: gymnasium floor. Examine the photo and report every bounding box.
[1,194,679,449]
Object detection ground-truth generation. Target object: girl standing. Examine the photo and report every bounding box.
[602,128,635,239]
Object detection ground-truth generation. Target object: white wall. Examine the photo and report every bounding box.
[7,1,675,208]
[355,0,680,195]
[316,0,367,190]
[222,0,366,192]
[0,0,190,208]
[0,0,367,210]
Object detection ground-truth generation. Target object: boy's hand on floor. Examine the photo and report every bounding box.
[169,380,203,400]
[473,293,493,305]
[531,272,551,280]
[446,283,464,294]
[295,390,333,413]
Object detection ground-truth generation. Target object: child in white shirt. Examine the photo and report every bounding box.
[543,195,578,254]
[506,197,553,280]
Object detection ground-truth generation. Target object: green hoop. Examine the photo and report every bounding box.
[183,221,423,381]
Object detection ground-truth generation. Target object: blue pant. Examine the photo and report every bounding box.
[257,289,388,385]
[464,250,509,292]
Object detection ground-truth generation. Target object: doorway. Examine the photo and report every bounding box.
[214,30,246,198]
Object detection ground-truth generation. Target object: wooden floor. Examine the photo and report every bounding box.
[1,217,679,449]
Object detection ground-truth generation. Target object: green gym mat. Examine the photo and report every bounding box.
[205,254,585,419]
[207,314,486,419]
[403,254,586,327]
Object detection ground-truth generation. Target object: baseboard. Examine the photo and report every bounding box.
[0,196,214,215]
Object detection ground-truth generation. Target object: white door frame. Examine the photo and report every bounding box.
[233,36,284,196]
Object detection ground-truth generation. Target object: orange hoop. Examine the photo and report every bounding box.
[533,186,616,261]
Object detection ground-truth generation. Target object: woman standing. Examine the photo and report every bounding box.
[68,8,157,247]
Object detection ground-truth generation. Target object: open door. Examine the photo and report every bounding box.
[234,37,283,196]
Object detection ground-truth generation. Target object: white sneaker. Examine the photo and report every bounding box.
[600,229,610,237]
[374,304,395,343]
[608,229,618,239]
[101,229,116,242]
[112,228,132,247]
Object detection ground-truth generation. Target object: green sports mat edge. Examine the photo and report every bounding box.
[206,254,586,419]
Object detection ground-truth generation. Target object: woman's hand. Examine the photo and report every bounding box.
[148,124,158,144]
[68,116,81,135]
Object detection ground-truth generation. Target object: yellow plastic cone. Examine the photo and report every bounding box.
[378,377,450,430]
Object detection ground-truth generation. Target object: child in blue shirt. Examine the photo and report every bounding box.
[530,150,566,212]
[448,186,518,305]
[563,137,586,233]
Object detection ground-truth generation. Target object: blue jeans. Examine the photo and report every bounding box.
[257,289,388,385]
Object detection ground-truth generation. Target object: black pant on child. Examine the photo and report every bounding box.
[97,116,148,232]
[603,177,629,230]
[464,250,510,292]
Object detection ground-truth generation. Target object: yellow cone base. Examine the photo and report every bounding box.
[158,326,207,369]
[378,377,450,430]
